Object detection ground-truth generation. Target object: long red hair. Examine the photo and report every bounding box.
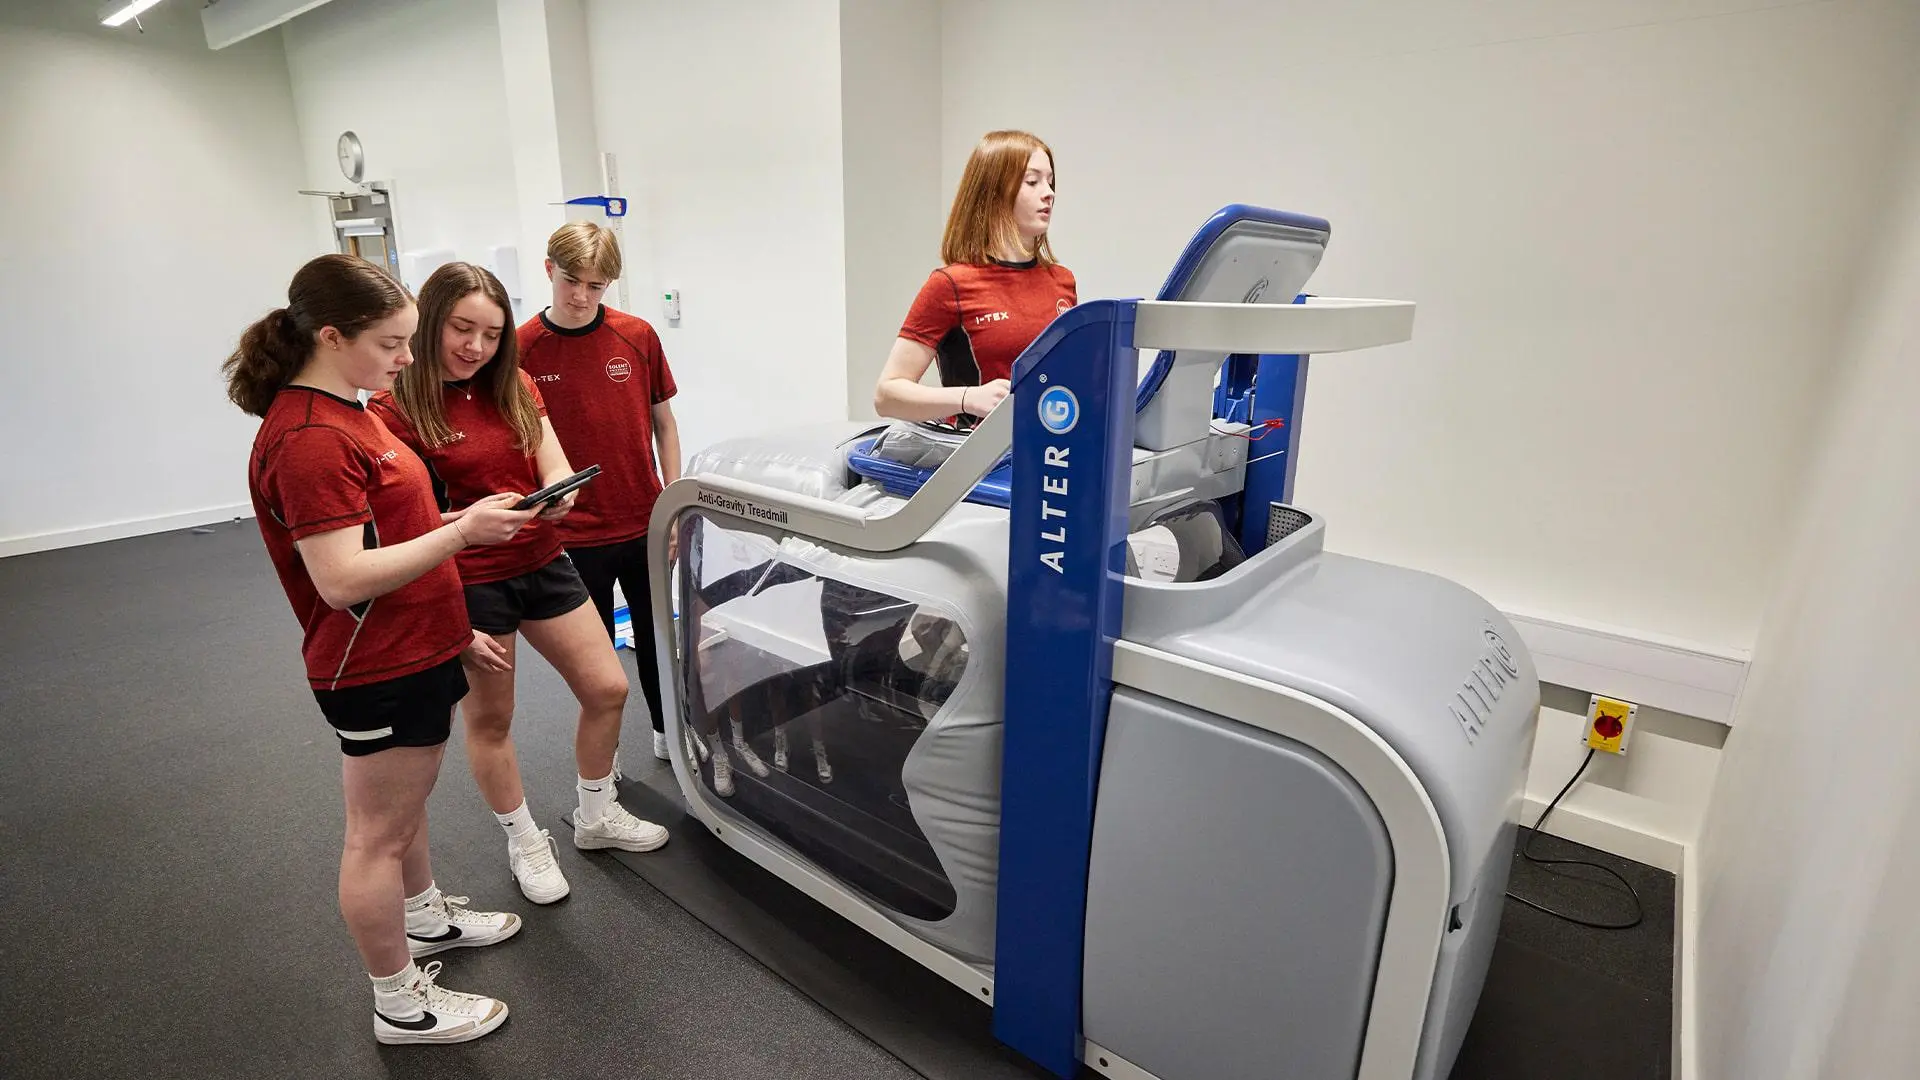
[940,130,1056,267]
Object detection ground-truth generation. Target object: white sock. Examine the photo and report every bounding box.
[370,960,421,1001]
[495,801,540,847]
[403,882,443,934]
[577,771,615,824]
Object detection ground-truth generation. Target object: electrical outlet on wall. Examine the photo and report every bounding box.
[1585,694,1638,754]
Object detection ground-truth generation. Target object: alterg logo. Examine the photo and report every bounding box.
[1450,624,1522,745]
[1038,386,1079,435]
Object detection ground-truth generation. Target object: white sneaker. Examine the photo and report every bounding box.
[652,730,670,761]
[573,801,669,853]
[373,961,509,1045]
[711,742,735,797]
[406,890,522,957]
[813,735,833,784]
[508,830,571,905]
[728,722,770,778]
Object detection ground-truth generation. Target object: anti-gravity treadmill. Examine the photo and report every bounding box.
[644,206,1541,1080]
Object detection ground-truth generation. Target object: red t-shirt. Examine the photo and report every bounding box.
[517,306,677,547]
[367,371,562,585]
[899,260,1077,386]
[248,387,471,691]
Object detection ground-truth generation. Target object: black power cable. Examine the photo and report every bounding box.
[1504,748,1646,930]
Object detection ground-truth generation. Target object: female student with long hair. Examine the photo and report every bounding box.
[370,263,669,908]
[716,130,1077,776]
[873,129,1076,423]
[226,253,536,1045]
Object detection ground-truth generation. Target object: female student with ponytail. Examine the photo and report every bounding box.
[225,253,536,1046]
[370,262,668,909]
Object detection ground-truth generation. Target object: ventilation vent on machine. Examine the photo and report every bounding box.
[1266,504,1312,546]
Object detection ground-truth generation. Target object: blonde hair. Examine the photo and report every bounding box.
[546,220,623,280]
[940,130,1056,267]
[392,263,542,451]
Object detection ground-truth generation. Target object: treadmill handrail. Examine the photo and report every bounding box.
[651,296,1414,555]
[1133,296,1415,355]
[652,398,1014,554]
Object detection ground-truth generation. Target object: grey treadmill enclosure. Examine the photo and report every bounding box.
[681,429,1011,965]
[682,430,1536,1080]
[1087,510,1539,1080]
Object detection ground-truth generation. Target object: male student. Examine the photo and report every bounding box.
[517,221,681,760]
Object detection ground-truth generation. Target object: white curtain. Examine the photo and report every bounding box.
[1694,82,1920,1079]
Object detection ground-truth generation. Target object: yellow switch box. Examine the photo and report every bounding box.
[1586,695,1637,754]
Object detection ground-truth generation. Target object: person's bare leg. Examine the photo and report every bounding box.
[521,602,628,782]
[400,803,434,899]
[459,634,524,815]
[339,743,444,977]
[523,603,666,852]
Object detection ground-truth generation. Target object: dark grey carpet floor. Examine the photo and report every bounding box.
[0,521,1674,1079]
[0,521,916,1080]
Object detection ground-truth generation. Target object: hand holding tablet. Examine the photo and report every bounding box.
[513,465,601,512]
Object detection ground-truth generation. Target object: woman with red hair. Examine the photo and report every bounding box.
[873,130,1076,423]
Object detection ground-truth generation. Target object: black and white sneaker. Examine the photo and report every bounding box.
[406,890,522,958]
[373,960,508,1045]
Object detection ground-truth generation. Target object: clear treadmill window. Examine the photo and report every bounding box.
[675,512,965,922]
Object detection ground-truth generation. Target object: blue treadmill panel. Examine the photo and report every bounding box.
[845,435,1013,509]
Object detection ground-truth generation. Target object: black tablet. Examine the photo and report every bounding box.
[513,464,601,511]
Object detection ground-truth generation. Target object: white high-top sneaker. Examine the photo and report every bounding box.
[507,829,571,905]
[711,740,735,796]
[405,889,522,957]
[728,718,770,778]
[813,734,833,784]
[372,961,508,1045]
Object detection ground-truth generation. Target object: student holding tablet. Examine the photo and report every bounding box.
[372,262,667,909]
[226,253,534,1045]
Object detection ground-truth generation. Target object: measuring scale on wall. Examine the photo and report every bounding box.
[298,130,403,277]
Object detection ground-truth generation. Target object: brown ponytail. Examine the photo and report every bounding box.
[223,254,412,417]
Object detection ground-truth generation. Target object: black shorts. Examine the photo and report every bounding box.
[314,657,469,757]
[464,554,593,634]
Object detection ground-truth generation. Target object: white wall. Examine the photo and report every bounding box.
[281,0,522,291]
[494,0,602,319]
[0,3,314,553]
[940,0,1920,653]
[586,0,850,461]
[1693,71,1920,1080]
[839,0,944,419]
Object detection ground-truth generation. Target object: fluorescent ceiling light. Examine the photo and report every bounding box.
[100,0,166,27]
